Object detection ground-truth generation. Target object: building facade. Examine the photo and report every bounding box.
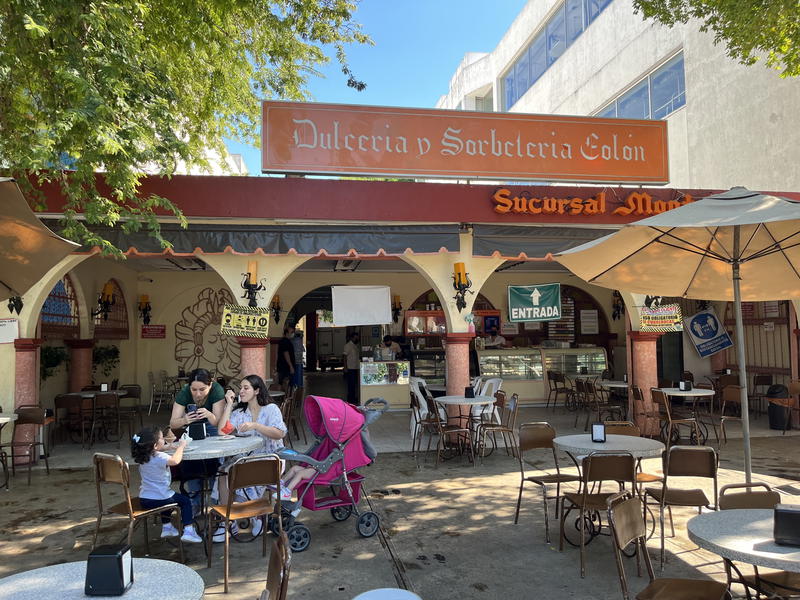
[436,0,800,192]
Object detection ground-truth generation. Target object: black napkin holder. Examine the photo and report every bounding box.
[679,380,693,391]
[188,421,207,440]
[774,504,800,546]
[85,544,133,596]
[464,386,475,398]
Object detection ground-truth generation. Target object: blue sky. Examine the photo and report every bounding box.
[225,0,528,175]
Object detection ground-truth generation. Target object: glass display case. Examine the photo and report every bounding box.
[477,349,544,381]
[541,347,607,379]
[410,350,446,385]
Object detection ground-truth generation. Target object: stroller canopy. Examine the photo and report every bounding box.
[305,395,365,443]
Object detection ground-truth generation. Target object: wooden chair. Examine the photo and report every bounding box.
[0,405,53,485]
[427,394,474,467]
[604,421,663,496]
[147,371,173,415]
[560,451,637,577]
[644,445,718,568]
[260,532,291,600]
[91,393,124,448]
[53,393,83,446]
[514,422,580,543]
[476,391,519,463]
[207,454,282,593]
[583,380,625,431]
[607,491,730,600]
[651,388,701,447]
[720,385,744,444]
[718,483,798,599]
[409,379,443,465]
[545,370,558,410]
[119,384,144,428]
[92,453,184,561]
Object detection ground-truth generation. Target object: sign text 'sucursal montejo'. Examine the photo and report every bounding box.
[262,102,669,184]
[491,188,694,217]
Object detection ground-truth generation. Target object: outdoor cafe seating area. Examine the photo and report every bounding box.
[3,366,800,599]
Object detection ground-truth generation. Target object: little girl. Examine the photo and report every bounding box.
[131,426,203,543]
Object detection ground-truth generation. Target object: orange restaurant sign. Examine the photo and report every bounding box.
[492,188,694,217]
[262,101,669,184]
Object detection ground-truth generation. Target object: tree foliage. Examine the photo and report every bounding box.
[0,1,370,253]
[633,0,800,77]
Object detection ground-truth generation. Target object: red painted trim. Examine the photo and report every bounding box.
[34,174,800,226]
[628,331,664,342]
[236,337,270,348]
[65,338,95,349]
[14,338,43,352]
[444,333,475,344]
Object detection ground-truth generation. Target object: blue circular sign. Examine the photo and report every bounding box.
[690,313,719,340]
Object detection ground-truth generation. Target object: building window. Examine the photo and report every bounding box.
[41,275,80,340]
[475,91,494,112]
[596,52,686,120]
[502,0,614,109]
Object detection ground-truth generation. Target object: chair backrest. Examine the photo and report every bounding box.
[788,380,800,396]
[753,374,772,388]
[517,422,556,452]
[665,445,717,478]
[695,382,714,390]
[607,491,656,598]
[94,392,120,410]
[722,385,743,411]
[718,374,738,389]
[681,371,694,382]
[505,393,520,430]
[110,379,119,390]
[120,384,142,400]
[582,452,636,485]
[480,377,502,398]
[15,405,46,426]
[650,388,672,420]
[93,453,133,516]
[227,455,282,514]
[719,482,781,510]
[82,385,101,391]
[604,421,640,437]
[657,378,673,388]
[263,532,291,600]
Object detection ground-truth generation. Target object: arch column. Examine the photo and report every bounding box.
[65,339,94,392]
[14,338,42,465]
[444,334,473,397]
[237,337,269,381]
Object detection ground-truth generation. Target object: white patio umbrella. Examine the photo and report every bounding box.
[0,178,79,302]
[555,186,800,482]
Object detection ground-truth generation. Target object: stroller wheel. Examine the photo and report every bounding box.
[330,506,353,522]
[287,524,311,552]
[356,511,380,538]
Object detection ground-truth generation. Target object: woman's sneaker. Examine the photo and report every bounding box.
[212,522,238,543]
[181,525,203,543]
[251,517,264,537]
[160,523,179,538]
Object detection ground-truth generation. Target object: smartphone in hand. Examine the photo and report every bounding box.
[187,403,198,414]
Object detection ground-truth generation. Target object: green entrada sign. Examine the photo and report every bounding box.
[508,284,562,322]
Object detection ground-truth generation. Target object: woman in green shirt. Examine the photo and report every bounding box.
[169,368,227,435]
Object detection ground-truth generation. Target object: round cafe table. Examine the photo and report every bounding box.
[0,558,204,600]
[170,434,263,461]
[688,509,800,573]
[599,380,629,390]
[553,433,664,461]
[352,589,422,600]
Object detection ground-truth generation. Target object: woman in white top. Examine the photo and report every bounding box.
[212,374,287,541]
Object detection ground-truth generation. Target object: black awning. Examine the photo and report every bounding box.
[46,222,460,255]
[472,224,615,258]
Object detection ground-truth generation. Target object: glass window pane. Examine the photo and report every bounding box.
[598,103,616,118]
[585,0,612,25]
[617,80,650,119]
[529,34,546,85]
[547,6,567,65]
[504,73,516,110]
[515,49,530,100]
[566,0,584,45]
[650,54,686,119]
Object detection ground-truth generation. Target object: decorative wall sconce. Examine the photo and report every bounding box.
[92,282,116,320]
[270,295,282,323]
[611,290,625,321]
[391,295,402,323]
[7,295,23,315]
[138,294,152,325]
[452,262,474,312]
[241,260,265,308]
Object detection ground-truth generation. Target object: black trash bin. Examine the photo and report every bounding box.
[766,384,790,430]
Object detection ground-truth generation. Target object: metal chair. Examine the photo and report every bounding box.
[513,422,580,543]
[720,385,744,444]
[560,451,637,577]
[607,491,730,600]
[147,371,173,415]
[476,391,519,462]
[604,422,663,496]
[92,453,185,561]
[119,384,144,428]
[651,388,701,447]
[427,394,474,467]
[644,445,718,569]
[749,374,772,418]
[0,405,53,485]
[780,380,800,435]
[207,454,282,593]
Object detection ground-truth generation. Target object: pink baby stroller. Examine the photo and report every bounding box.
[273,395,387,552]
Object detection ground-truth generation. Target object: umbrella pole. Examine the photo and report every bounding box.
[732,226,752,483]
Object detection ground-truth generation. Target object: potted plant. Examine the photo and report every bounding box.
[40,345,69,380]
[92,344,120,378]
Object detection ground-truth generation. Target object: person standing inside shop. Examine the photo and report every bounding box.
[484,327,506,348]
[276,325,296,388]
[342,332,361,405]
[291,329,305,389]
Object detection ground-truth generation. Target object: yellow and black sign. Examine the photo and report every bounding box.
[220,304,271,338]
[640,303,683,333]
